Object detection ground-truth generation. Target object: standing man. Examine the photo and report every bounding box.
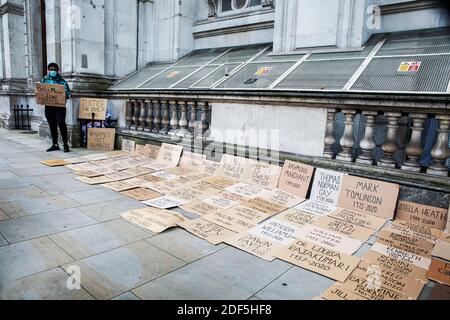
[41,63,71,153]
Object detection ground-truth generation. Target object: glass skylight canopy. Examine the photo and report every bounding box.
[110,27,450,94]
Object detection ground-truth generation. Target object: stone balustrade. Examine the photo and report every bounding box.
[324,109,450,177]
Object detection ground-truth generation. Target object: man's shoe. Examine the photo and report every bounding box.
[46,145,60,152]
[64,144,70,153]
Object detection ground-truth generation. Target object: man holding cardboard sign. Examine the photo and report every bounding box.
[40,63,71,153]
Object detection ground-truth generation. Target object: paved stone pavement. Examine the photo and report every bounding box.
[0,129,437,300]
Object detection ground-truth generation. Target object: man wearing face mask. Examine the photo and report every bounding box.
[41,62,71,153]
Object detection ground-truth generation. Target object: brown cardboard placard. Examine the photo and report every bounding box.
[203,205,269,233]
[249,219,299,245]
[157,143,184,166]
[202,160,222,175]
[225,183,267,198]
[277,160,315,198]
[384,222,439,243]
[225,233,285,262]
[104,171,139,182]
[201,192,242,209]
[242,197,288,216]
[294,224,363,255]
[396,201,448,231]
[378,230,434,254]
[242,162,282,189]
[120,207,186,234]
[150,171,180,181]
[377,235,432,257]
[165,167,195,177]
[392,220,442,238]
[142,161,176,171]
[314,216,375,242]
[338,175,399,220]
[79,98,107,120]
[120,188,161,201]
[310,168,346,206]
[217,154,253,181]
[441,232,450,244]
[180,199,222,216]
[168,182,221,201]
[362,250,428,281]
[340,274,408,300]
[432,241,450,261]
[35,83,66,107]
[352,260,426,299]
[322,284,368,301]
[178,218,237,245]
[73,170,103,178]
[122,139,136,153]
[134,144,146,155]
[145,177,191,194]
[75,175,114,185]
[101,181,139,192]
[275,239,361,282]
[40,159,68,167]
[182,172,212,182]
[178,151,206,171]
[143,144,161,159]
[328,207,387,231]
[201,176,237,189]
[294,200,337,216]
[275,209,320,228]
[142,195,187,209]
[138,174,164,183]
[259,189,305,208]
[87,128,115,151]
[371,243,431,270]
[427,258,450,286]
[430,283,450,300]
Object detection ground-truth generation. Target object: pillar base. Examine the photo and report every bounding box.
[427,166,449,177]
[356,158,374,165]
[377,160,397,169]
[401,164,422,173]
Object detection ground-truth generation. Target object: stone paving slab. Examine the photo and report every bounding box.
[0,194,82,218]
[50,219,154,260]
[0,267,94,300]
[0,237,73,285]
[11,166,71,177]
[64,189,124,206]
[0,177,32,190]
[132,247,291,300]
[62,241,186,300]
[0,186,49,203]
[0,208,97,243]
[112,292,141,300]
[79,197,148,222]
[0,209,9,221]
[0,171,19,180]
[25,173,101,195]
[0,234,7,247]
[146,228,225,263]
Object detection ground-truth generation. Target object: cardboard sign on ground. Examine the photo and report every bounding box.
[168,182,221,202]
[73,170,103,178]
[353,260,426,299]
[120,188,161,201]
[40,159,68,167]
[201,176,237,188]
[294,224,363,255]
[378,230,434,254]
[157,143,184,166]
[275,209,320,228]
[202,160,222,176]
[322,284,368,301]
[225,233,285,262]
[35,83,66,107]
[392,220,442,239]
[143,144,161,159]
[249,219,299,245]
[275,239,360,282]
[338,175,399,220]
[441,232,450,244]
[180,199,222,216]
[339,274,408,300]
[242,197,288,216]
[427,258,450,286]
[120,208,186,234]
[201,193,242,209]
[122,139,136,153]
[134,144,146,156]
[182,172,212,183]
[362,250,428,281]
[396,201,448,230]
[432,241,450,261]
[101,181,139,192]
[377,235,432,258]
[87,128,115,151]
[294,200,336,216]
[178,152,206,171]
[143,196,187,209]
[328,207,387,231]
[75,175,114,185]
[310,168,346,206]
[178,219,237,245]
[277,160,315,198]
[79,98,107,120]
[314,216,375,242]
[430,283,450,300]
[203,205,268,233]
[242,162,282,189]
[225,183,267,198]
[145,177,191,194]
[384,223,439,243]
[218,154,253,181]
[371,243,431,270]
[259,189,305,208]
[105,171,138,182]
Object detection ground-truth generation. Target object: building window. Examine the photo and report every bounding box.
[220,0,262,13]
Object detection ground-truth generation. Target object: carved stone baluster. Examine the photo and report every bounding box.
[427,115,450,176]
[160,100,170,134]
[169,100,179,136]
[401,113,427,172]
[356,111,378,165]
[132,100,141,131]
[378,112,402,168]
[177,101,190,137]
[152,100,161,133]
[188,101,197,136]
[145,100,154,132]
[323,109,336,159]
[197,102,210,137]
[125,100,132,129]
[336,110,357,162]
[138,100,147,131]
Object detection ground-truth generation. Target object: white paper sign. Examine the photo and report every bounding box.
[294,200,336,216]
[249,219,298,245]
[143,196,187,209]
[371,242,431,270]
[309,169,345,206]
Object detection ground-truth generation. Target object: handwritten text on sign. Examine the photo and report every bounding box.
[87,128,115,151]
[79,98,107,120]
[35,83,66,107]
[278,160,314,198]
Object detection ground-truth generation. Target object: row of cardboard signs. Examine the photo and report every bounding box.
[42,140,450,300]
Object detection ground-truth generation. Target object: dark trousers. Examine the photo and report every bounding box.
[45,106,68,145]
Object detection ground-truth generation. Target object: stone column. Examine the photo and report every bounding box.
[131,100,140,131]
[427,115,450,176]
[197,102,210,137]
[152,100,161,133]
[125,100,133,129]
[138,100,147,131]
[356,111,378,165]
[378,112,402,168]
[160,100,170,134]
[188,101,197,135]
[401,113,427,172]
[336,110,357,162]
[323,109,336,159]
[169,101,179,135]
[145,100,154,132]
[178,101,190,137]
